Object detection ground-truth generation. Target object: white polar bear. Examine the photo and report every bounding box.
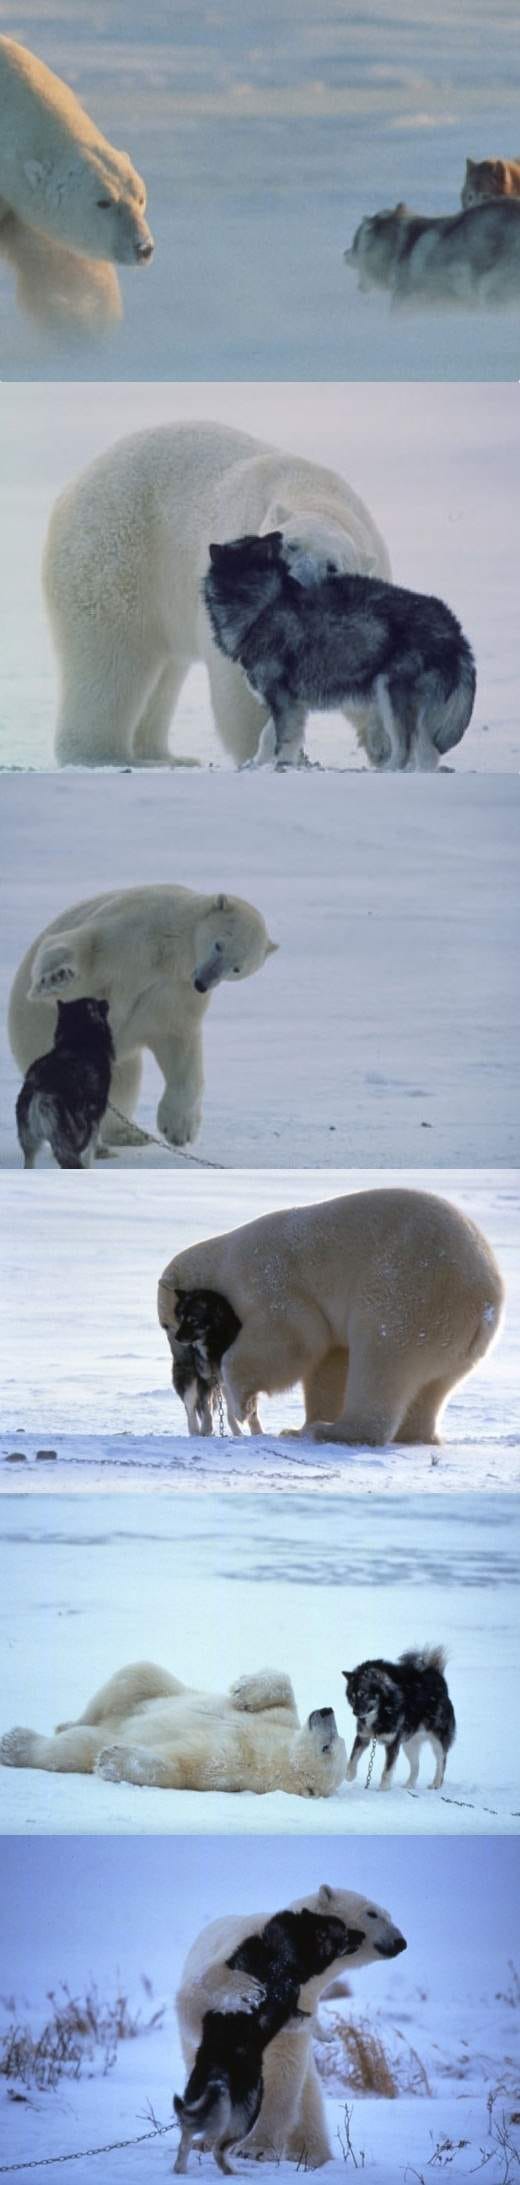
[0,36,153,335]
[176,1885,407,2168]
[42,420,392,767]
[8,884,277,1149]
[0,1664,347,1800]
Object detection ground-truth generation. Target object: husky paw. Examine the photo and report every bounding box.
[0,1727,37,1766]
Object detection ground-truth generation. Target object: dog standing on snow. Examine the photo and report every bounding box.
[204,529,476,771]
[343,1646,456,1790]
[164,1287,262,1436]
[15,995,113,1168]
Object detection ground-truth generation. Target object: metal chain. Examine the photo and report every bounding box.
[364,1738,377,1789]
[0,2120,177,2174]
[106,1102,224,1168]
[216,1384,226,1437]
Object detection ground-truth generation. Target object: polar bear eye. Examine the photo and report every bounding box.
[97,198,113,210]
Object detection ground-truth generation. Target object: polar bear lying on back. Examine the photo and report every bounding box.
[158,1186,504,1446]
[177,1886,407,2168]
[42,421,391,766]
[0,1664,347,1800]
[0,36,153,335]
[9,884,277,1149]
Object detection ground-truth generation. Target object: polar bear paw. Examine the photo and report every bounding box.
[0,1727,38,1767]
[157,1095,202,1148]
[94,1744,130,1783]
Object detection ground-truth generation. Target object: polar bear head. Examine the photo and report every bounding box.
[192,895,278,995]
[263,509,374,585]
[288,1710,347,1798]
[21,145,154,265]
[293,1883,407,1969]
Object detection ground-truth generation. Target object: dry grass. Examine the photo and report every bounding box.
[0,1978,165,2092]
[316,2009,431,2099]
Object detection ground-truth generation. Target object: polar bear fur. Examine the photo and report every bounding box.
[8,885,277,1149]
[158,1186,504,1446]
[176,1885,407,2167]
[0,36,153,335]
[42,421,392,767]
[0,1664,347,1801]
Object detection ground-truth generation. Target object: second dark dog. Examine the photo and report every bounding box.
[343,1646,456,1790]
[15,997,114,1169]
[165,1287,261,1437]
[204,530,476,773]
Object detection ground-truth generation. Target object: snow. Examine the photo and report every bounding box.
[1,1,520,380]
[0,1836,518,2181]
[0,1488,519,1836]
[2,771,519,1169]
[0,1169,518,1493]
[1,381,519,772]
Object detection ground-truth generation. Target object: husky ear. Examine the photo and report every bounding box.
[318,1884,334,1905]
[209,541,224,564]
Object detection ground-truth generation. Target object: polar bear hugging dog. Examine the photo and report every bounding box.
[43,421,391,766]
[9,884,276,1148]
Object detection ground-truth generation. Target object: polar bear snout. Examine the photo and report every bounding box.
[375,1925,407,1959]
[309,1706,337,1750]
[112,209,154,265]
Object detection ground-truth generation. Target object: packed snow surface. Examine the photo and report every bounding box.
[1,382,518,771]
[1,1,520,379]
[0,1490,518,1836]
[0,1836,518,2182]
[0,1170,518,1492]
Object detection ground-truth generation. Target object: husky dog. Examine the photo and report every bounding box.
[462,157,520,207]
[344,199,520,309]
[174,1904,381,2173]
[15,996,114,1169]
[343,1646,456,1791]
[164,1287,262,1437]
[204,530,476,772]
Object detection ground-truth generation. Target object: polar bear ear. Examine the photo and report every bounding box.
[265,938,279,956]
[24,159,51,192]
[318,1884,334,1905]
[29,931,81,1000]
[262,499,291,533]
[213,894,229,912]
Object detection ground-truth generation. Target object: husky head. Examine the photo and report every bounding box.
[344,205,411,290]
[204,532,285,657]
[54,995,114,1055]
[343,1661,401,1737]
[192,893,278,994]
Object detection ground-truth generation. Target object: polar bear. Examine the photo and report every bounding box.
[176,1885,407,2168]
[0,36,153,335]
[158,1186,504,1446]
[42,421,392,767]
[8,884,277,1149]
[0,1664,347,1800]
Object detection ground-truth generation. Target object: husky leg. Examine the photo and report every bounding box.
[402,1731,424,1789]
[428,1734,447,1789]
[174,2123,193,2173]
[16,1092,43,1169]
[346,1731,372,1783]
[372,676,408,769]
[379,1735,402,1789]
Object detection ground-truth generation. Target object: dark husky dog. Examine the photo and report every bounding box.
[343,1646,456,1791]
[16,997,114,1169]
[204,531,476,772]
[165,1287,261,1437]
[174,1906,372,2174]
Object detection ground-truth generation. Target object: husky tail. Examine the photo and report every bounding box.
[399,1646,448,1674]
[420,638,477,756]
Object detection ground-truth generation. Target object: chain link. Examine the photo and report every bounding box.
[0,2120,177,2175]
[364,1738,377,1788]
[106,1102,223,1168]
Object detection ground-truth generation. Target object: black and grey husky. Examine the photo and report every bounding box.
[343,1646,456,1791]
[16,997,114,1169]
[204,530,476,772]
[165,1287,261,1437]
[174,1906,369,2174]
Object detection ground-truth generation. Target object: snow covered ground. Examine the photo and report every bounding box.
[0,382,518,772]
[0,1170,518,1492]
[0,1490,518,1836]
[1,1,520,380]
[0,1836,518,2183]
[1,772,519,1170]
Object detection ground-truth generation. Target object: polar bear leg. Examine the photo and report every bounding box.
[221,1320,289,1432]
[66,1661,187,1727]
[303,1336,412,1447]
[303,1347,349,1425]
[205,645,271,765]
[0,1725,101,1773]
[94,1743,172,1787]
[0,216,122,335]
[393,1376,452,1444]
[54,640,168,768]
[150,1026,204,1146]
[286,2053,332,2168]
[229,1671,296,1714]
[132,660,191,764]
